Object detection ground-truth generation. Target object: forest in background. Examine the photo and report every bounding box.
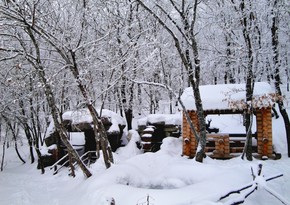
[0,0,289,169]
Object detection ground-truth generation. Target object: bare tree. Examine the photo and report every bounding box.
[135,0,207,162]
[0,1,92,177]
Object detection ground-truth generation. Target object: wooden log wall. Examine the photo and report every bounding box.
[256,107,273,158]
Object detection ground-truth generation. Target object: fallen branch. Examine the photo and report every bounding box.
[225,184,257,205]
[264,186,290,205]
[219,164,286,205]
[219,173,283,201]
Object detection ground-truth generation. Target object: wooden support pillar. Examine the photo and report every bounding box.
[182,111,199,158]
[256,107,273,158]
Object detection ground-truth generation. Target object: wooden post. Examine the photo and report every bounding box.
[207,134,230,158]
[256,108,273,158]
[182,111,199,158]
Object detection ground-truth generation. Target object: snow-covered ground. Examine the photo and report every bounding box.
[1,105,290,205]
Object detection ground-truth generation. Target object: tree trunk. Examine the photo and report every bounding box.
[69,51,113,168]
[240,0,254,161]
[23,125,45,173]
[136,0,206,162]
[7,122,26,164]
[68,153,76,177]
[191,80,206,162]
[1,135,7,171]
[19,100,35,164]
[125,109,133,131]
[26,27,92,177]
[270,0,290,157]
[33,69,91,176]
[188,34,207,162]
[276,98,290,157]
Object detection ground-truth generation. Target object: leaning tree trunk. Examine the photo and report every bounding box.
[25,27,92,178]
[40,73,92,177]
[7,121,26,164]
[69,51,113,168]
[136,0,206,162]
[275,91,290,157]
[47,93,92,178]
[189,36,207,163]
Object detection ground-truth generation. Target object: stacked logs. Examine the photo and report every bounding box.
[141,126,155,152]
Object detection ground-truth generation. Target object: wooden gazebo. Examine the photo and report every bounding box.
[180,82,278,159]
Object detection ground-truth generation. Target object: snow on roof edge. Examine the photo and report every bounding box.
[180,82,276,111]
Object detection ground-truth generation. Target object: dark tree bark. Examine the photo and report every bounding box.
[224,34,236,84]
[18,100,35,164]
[23,124,45,173]
[270,0,290,157]
[1,134,7,171]
[239,0,255,161]
[7,121,26,164]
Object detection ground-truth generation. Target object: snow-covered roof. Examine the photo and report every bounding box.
[62,108,126,133]
[180,82,276,111]
[137,113,182,126]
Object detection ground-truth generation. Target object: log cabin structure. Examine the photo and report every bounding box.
[180,82,279,159]
[42,108,126,168]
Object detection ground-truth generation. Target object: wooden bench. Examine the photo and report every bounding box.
[206,133,257,159]
[206,134,230,158]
